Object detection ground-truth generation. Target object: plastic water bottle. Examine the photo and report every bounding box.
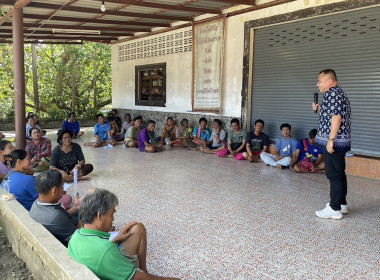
[73,168,78,184]
[165,137,171,146]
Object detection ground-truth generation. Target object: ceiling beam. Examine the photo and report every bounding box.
[227,0,296,17]
[0,28,133,36]
[0,0,33,26]
[98,0,221,14]
[22,13,171,27]
[209,0,256,5]
[26,2,193,21]
[2,21,150,32]
[0,34,118,40]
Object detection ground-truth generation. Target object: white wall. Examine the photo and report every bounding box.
[112,0,347,117]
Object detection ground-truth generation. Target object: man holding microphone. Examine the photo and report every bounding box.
[313,69,351,220]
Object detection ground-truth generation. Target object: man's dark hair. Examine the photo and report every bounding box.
[146,120,155,127]
[26,115,34,123]
[8,150,28,168]
[0,140,11,151]
[79,189,119,224]
[280,123,291,130]
[96,113,104,120]
[111,109,118,114]
[309,128,318,139]
[29,127,40,136]
[167,117,174,122]
[69,112,76,118]
[133,116,142,122]
[27,112,35,118]
[319,69,337,81]
[199,118,207,124]
[255,119,264,126]
[57,129,73,144]
[125,113,131,118]
[35,170,63,195]
[231,118,240,125]
[213,119,222,127]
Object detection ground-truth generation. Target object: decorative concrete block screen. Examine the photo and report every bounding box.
[118,28,193,62]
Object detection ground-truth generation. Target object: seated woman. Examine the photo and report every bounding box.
[170,118,193,147]
[0,140,14,183]
[160,117,178,145]
[120,113,133,134]
[0,150,38,211]
[50,130,93,182]
[189,118,211,150]
[25,127,51,172]
[201,119,227,154]
[217,118,247,160]
[109,117,124,142]
[137,120,163,153]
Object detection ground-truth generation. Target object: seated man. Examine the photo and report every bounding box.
[124,116,143,148]
[217,118,247,160]
[261,123,298,169]
[29,169,81,246]
[189,118,211,150]
[25,115,36,142]
[68,189,179,280]
[62,112,84,138]
[137,120,163,153]
[243,119,269,162]
[290,129,324,173]
[201,119,226,154]
[84,114,117,147]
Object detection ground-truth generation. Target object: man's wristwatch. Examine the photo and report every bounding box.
[329,138,335,141]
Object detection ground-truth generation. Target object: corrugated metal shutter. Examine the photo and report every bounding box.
[251,6,380,157]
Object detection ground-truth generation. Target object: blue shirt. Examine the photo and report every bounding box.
[1,171,38,211]
[315,85,351,152]
[62,120,80,136]
[94,122,111,141]
[275,137,297,157]
[193,126,211,141]
[296,138,323,163]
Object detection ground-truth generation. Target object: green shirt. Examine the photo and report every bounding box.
[228,129,248,151]
[68,228,136,280]
[125,126,141,142]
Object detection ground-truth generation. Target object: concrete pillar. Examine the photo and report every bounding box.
[12,8,26,149]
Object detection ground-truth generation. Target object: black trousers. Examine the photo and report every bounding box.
[323,149,347,211]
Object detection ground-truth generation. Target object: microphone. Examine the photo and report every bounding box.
[314,92,318,113]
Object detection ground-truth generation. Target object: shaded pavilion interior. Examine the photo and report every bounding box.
[0,0,295,150]
[0,1,380,279]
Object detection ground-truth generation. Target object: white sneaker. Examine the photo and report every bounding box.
[325,203,348,214]
[341,204,348,214]
[316,205,343,220]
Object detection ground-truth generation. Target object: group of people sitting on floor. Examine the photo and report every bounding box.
[76,111,324,173]
[0,110,326,280]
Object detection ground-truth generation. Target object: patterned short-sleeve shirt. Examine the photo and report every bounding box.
[315,85,351,152]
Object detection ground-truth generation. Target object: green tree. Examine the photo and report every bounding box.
[0,42,112,119]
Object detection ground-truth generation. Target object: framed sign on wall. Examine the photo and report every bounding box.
[192,16,225,113]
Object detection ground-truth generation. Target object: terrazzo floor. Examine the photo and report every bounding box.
[4,128,380,279]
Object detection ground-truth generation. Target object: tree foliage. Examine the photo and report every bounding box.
[0,42,112,119]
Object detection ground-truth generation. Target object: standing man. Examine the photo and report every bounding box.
[313,69,351,220]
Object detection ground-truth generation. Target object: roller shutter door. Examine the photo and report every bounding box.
[251,6,380,157]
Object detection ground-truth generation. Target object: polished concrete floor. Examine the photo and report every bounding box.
[5,128,380,279]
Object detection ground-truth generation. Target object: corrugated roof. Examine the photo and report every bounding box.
[0,0,282,44]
